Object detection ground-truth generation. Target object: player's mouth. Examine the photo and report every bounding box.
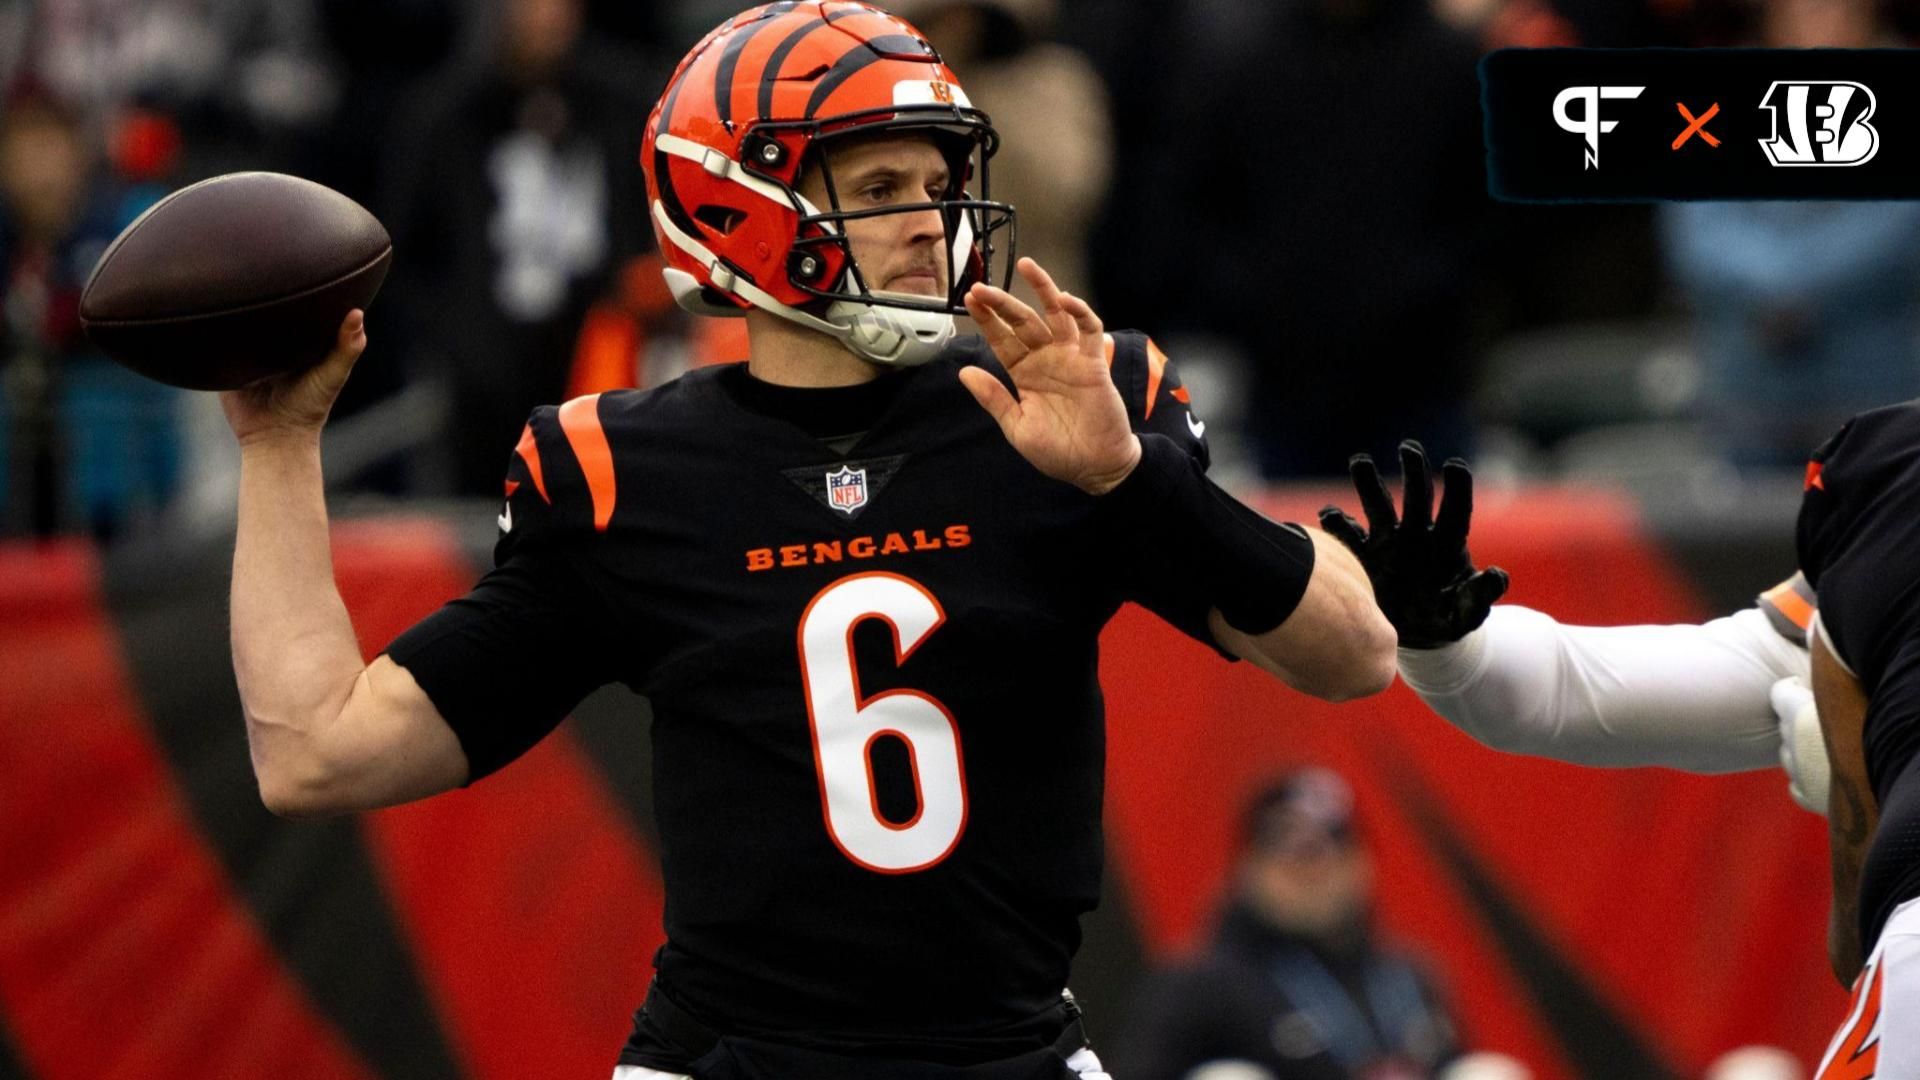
[884,268,944,296]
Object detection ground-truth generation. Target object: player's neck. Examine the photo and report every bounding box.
[744,310,883,388]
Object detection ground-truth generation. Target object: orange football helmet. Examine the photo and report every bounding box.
[641,0,1015,366]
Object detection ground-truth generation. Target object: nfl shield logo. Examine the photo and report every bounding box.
[826,465,868,514]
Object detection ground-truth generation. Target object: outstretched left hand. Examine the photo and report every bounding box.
[957,257,1140,496]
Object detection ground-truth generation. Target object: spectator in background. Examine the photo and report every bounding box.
[1112,0,1489,479]
[1660,0,1920,468]
[12,0,343,179]
[379,0,661,494]
[890,0,1111,299]
[1116,769,1461,1080]
[0,89,180,539]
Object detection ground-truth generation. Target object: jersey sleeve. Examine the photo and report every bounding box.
[1396,603,1805,772]
[1797,402,1920,688]
[384,405,620,782]
[1106,329,1210,471]
[1103,330,1285,659]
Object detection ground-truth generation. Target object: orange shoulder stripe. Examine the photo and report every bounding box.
[513,424,550,504]
[558,394,617,532]
[1762,578,1814,631]
[1144,338,1169,420]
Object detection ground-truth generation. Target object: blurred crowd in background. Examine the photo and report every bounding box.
[3,0,1920,540]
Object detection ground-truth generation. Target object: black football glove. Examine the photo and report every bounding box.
[1317,439,1510,649]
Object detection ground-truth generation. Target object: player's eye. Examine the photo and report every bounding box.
[859,182,894,203]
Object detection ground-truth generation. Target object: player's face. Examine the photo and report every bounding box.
[801,133,952,299]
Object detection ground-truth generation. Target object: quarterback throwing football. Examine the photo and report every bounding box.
[219,4,1395,1078]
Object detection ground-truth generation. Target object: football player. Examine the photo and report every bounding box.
[218,4,1396,1079]
[1322,439,1914,1075]
[1320,441,1829,811]
[1795,406,1920,1076]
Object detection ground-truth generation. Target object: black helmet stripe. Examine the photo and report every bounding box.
[757,17,832,121]
[803,35,933,118]
[714,3,799,128]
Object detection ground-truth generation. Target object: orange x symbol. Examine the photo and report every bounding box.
[1673,102,1720,149]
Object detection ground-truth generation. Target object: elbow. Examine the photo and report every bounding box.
[1303,611,1400,703]
[253,753,357,820]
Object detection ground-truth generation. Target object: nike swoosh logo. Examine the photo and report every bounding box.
[498,503,513,533]
[1186,411,1206,439]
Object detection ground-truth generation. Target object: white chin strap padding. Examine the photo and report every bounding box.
[828,294,955,367]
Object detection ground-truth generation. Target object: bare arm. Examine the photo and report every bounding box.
[1812,626,1876,984]
[1210,529,1397,702]
[226,313,467,817]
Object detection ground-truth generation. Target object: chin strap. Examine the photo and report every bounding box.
[655,205,954,366]
[651,131,958,367]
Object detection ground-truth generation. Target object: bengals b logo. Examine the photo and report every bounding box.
[1759,81,1880,167]
[1817,954,1883,1079]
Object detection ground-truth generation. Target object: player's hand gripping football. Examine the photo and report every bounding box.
[957,258,1140,496]
[1319,440,1510,649]
[220,309,366,448]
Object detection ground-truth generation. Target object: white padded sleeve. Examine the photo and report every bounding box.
[1397,604,1811,772]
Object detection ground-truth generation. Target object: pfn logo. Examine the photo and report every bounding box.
[1759,81,1879,166]
[1553,85,1645,170]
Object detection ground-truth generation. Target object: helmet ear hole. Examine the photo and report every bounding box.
[694,205,748,235]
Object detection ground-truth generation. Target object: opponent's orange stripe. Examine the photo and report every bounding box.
[513,424,550,505]
[1763,579,1815,631]
[1807,460,1826,491]
[1144,338,1169,420]
[1171,386,1191,404]
[558,394,617,532]
[1819,958,1883,1080]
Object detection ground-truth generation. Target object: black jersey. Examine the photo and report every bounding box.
[387,332,1302,1063]
[1796,399,1920,953]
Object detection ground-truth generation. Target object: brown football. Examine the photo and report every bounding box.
[80,171,392,391]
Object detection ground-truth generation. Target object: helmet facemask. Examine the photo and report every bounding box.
[771,110,1016,366]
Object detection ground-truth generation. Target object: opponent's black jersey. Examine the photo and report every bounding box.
[1797,399,1920,952]
[387,332,1271,1061]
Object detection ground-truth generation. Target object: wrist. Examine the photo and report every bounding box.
[1081,435,1143,496]
[1396,622,1492,693]
[236,427,323,455]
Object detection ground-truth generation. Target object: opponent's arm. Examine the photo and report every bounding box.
[1324,442,1822,778]
[225,312,468,817]
[958,259,1394,701]
[1399,604,1803,771]
[1812,626,1876,983]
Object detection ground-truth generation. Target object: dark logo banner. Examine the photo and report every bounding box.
[1483,48,1920,201]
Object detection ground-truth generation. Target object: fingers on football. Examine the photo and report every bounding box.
[1397,439,1434,529]
[958,365,1020,430]
[1434,456,1474,549]
[969,279,1053,353]
[309,309,368,389]
[1318,504,1369,554]
[1348,453,1398,535]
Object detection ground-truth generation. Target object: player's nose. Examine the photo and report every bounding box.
[902,202,945,246]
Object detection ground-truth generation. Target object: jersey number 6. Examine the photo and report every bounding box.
[798,571,969,873]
